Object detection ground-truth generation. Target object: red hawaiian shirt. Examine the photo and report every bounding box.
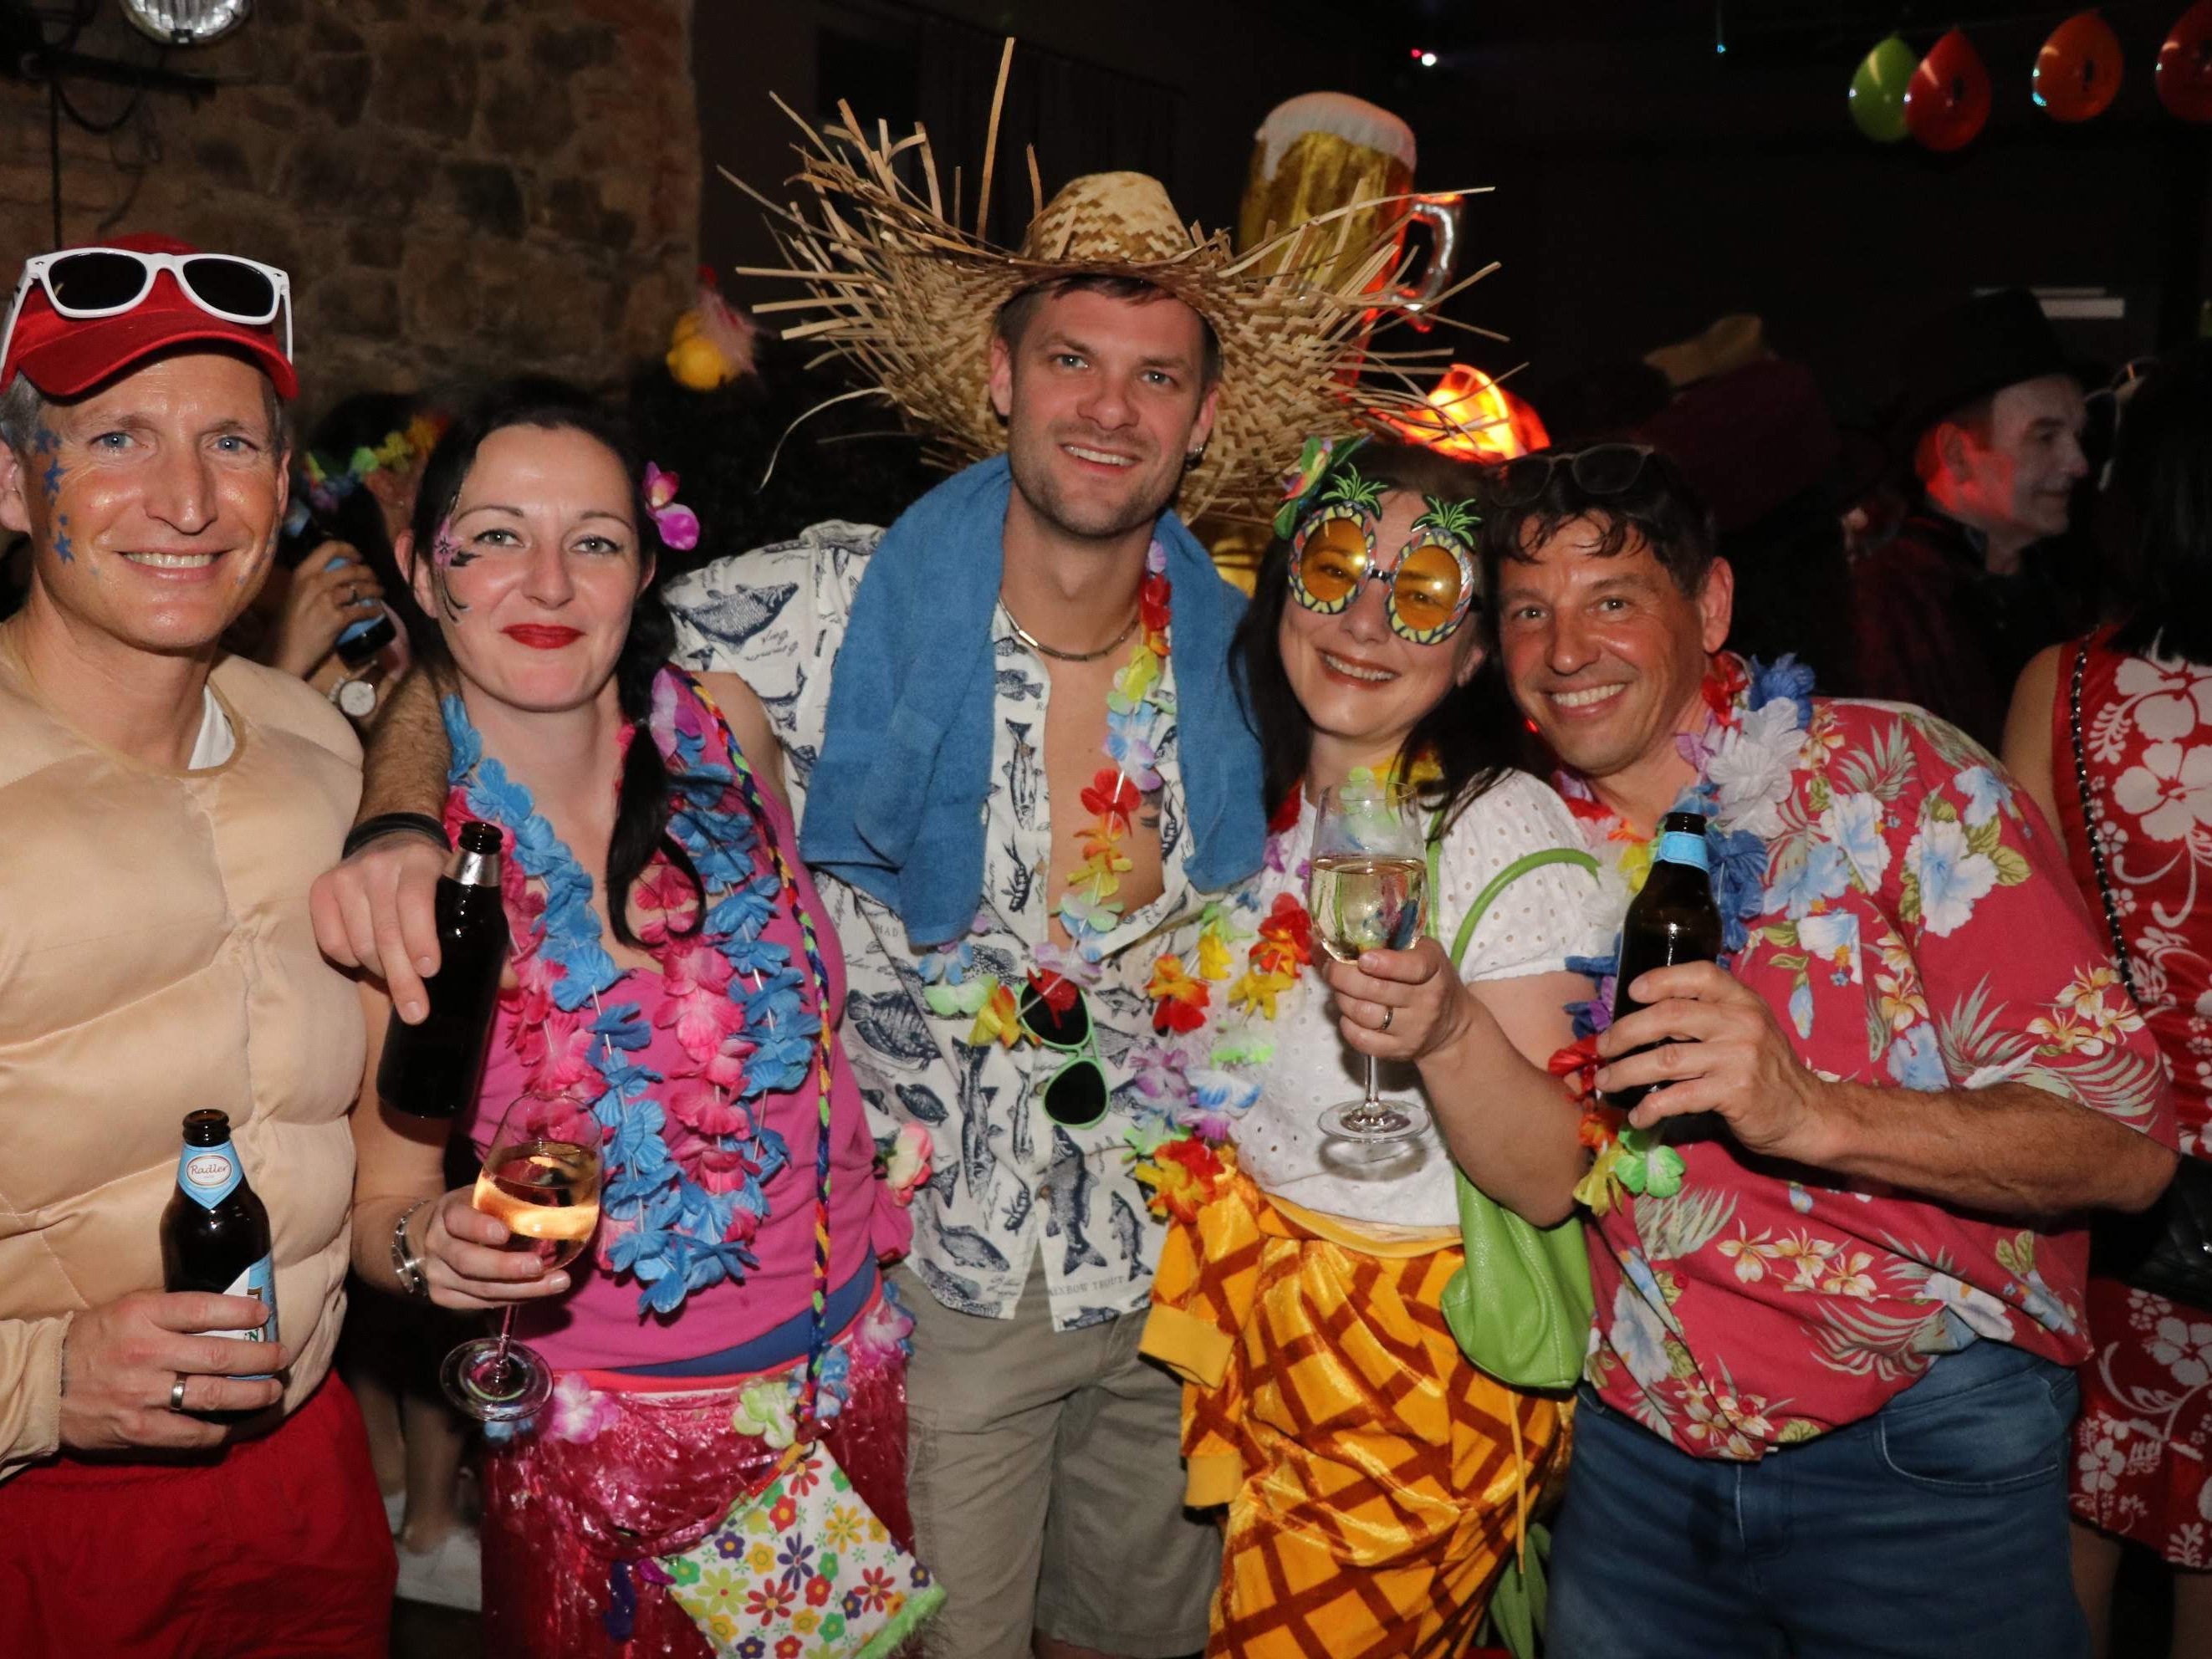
[1575,686,2174,1460]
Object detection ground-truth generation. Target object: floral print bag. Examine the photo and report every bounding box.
[662,1438,943,1658]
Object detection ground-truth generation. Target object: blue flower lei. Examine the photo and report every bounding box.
[442,673,825,1315]
[1565,652,1816,1041]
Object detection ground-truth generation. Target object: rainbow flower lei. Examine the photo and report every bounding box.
[914,539,1294,1215]
[304,414,444,516]
[442,668,828,1314]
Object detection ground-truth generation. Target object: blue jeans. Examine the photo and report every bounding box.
[1549,1339,2087,1659]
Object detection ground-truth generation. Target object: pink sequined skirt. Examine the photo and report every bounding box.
[482,1296,914,1659]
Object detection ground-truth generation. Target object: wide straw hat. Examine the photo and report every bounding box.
[728,43,1494,522]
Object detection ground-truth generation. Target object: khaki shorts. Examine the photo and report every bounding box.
[897,1258,1219,1658]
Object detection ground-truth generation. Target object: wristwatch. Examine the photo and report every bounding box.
[331,676,377,720]
[390,1198,434,1299]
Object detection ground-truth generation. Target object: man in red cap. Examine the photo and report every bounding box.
[0,235,395,1655]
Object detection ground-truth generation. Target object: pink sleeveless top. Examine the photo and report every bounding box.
[457,682,908,1372]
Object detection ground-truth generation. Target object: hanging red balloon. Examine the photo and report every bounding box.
[1905,28,1993,151]
[2036,11,2124,120]
[2158,0,2212,122]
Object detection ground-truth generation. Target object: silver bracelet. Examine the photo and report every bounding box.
[390,1197,434,1299]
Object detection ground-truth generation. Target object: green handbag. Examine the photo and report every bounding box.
[1425,838,1599,1393]
[1420,837,1599,1659]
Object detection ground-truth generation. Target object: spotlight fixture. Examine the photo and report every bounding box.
[119,0,250,47]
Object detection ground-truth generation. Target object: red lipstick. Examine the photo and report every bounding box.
[503,624,584,650]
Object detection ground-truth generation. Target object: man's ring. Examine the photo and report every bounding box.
[169,1374,189,1412]
[1380,1007,1395,1032]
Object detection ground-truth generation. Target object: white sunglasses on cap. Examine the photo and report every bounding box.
[1,247,294,373]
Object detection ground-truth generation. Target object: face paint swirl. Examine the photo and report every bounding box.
[428,506,476,620]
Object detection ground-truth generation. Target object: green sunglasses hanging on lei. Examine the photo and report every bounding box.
[910,539,1312,1219]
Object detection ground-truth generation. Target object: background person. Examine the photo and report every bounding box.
[1851,288,2092,748]
[0,232,392,1656]
[2003,342,2212,1659]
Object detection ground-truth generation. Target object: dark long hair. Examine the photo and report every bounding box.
[409,380,699,948]
[1232,439,1523,831]
[2108,344,2212,665]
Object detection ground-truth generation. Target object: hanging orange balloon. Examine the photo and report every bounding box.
[2159,0,2212,121]
[2036,11,2124,120]
[1904,27,1993,151]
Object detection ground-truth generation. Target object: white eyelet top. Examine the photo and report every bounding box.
[1235,769,1613,1228]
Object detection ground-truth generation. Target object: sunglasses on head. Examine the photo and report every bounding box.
[1289,476,1481,646]
[2,248,294,373]
[1019,972,1109,1131]
[1493,443,1654,509]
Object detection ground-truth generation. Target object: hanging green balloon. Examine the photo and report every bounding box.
[1849,33,1918,141]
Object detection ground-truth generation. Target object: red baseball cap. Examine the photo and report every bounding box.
[1,232,296,400]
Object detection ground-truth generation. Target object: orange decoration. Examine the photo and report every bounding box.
[1380,363,1550,462]
[1904,28,1992,152]
[2159,0,2212,121]
[2036,11,2124,121]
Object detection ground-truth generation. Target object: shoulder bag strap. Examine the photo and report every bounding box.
[1427,813,1602,971]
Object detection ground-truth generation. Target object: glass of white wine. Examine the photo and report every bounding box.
[1308,778,1432,1147]
[440,1096,602,1424]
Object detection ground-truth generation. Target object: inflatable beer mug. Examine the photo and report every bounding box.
[1235,92,1462,309]
[1212,93,1467,590]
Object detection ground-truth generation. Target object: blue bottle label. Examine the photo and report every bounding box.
[1654,830,1710,871]
[208,1254,279,1376]
[176,1141,243,1208]
[325,554,383,647]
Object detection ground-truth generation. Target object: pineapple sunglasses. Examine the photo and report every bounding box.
[1287,463,1482,646]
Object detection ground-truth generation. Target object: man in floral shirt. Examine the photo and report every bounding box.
[1479,446,2177,1656]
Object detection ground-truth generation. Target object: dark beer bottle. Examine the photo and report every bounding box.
[1606,810,1725,1112]
[161,1109,278,1381]
[375,820,510,1119]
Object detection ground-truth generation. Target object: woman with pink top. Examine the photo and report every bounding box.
[348,383,932,1657]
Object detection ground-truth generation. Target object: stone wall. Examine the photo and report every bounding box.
[0,0,698,420]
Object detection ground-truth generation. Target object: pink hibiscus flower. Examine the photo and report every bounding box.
[665,1069,759,1138]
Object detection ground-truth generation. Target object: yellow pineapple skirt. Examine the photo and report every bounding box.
[1142,1163,1566,1659]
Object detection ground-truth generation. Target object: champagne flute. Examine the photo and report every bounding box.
[1308,778,1432,1146]
[440,1096,602,1423]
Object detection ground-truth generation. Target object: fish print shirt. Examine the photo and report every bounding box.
[664,523,1215,1331]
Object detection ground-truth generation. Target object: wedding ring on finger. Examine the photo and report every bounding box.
[1380,1007,1394,1032]
[169,1373,189,1413]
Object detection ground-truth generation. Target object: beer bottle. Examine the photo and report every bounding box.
[161,1109,278,1379]
[375,820,510,1119]
[1606,810,1724,1112]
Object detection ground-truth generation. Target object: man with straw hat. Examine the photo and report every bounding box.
[314,52,1462,1657]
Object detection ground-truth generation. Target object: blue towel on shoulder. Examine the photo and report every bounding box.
[799,454,1264,949]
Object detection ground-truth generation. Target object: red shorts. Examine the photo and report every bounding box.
[0,1372,396,1658]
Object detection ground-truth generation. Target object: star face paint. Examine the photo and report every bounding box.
[14,352,285,654]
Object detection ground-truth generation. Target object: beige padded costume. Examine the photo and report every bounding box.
[0,642,364,1478]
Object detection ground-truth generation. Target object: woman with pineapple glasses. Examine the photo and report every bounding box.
[1139,437,1607,1658]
